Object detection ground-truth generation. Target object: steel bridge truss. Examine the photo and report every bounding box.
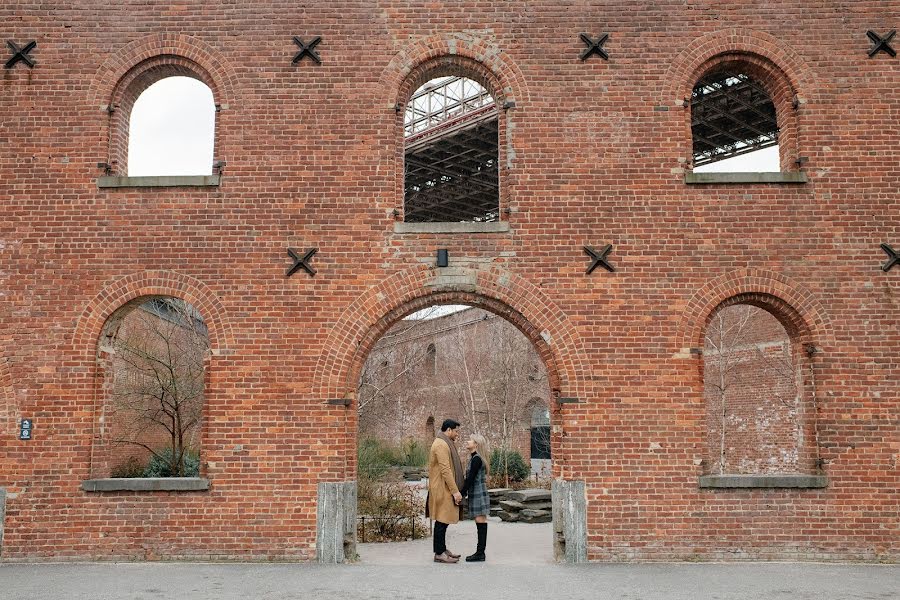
[691,69,779,167]
[404,77,499,222]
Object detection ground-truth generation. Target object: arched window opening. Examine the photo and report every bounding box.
[691,68,780,173]
[127,76,216,176]
[425,415,435,440]
[403,77,499,222]
[424,343,436,376]
[703,304,804,475]
[98,297,209,478]
[529,402,551,462]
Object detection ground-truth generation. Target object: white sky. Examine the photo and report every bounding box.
[128,77,779,176]
[128,77,215,176]
[404,305,470,320]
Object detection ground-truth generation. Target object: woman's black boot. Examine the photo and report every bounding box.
[466,522,487,562]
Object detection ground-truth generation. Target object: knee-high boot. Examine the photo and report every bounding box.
[466,522,487,562]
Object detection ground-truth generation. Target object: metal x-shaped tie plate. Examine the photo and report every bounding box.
[286,248,318,277]
[292,36,322,64]
[867,30,897,57]
[881,243,899,272]
[579,33,609,61]
[584,245,615,274]
[5,40,36,69]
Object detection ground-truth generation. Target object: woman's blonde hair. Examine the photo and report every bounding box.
[471,434,490,476]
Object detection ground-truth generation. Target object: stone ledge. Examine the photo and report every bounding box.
[97,175,221,188]
[81,478,210,492]
[699,474,828,489]
[394,221,510,234]
[685,172,808,184]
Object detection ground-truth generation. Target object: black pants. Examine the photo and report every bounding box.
[433,521,449,555]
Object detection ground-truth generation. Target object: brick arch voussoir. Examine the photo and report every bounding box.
[663,28,814,106]
[73,270,234,361]
[313,264,589,403]
[678,269,834,353]
[89,33,240,110]
[380,32,530,111]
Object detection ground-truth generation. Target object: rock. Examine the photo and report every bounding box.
[497,510,520,522]
[488,488,511,498]
[489,507,502,517]
[519,508,552,523]
[520,501,552,511]
[506,489,551,504]
[499,500,526,512]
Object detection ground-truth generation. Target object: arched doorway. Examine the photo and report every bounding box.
[312,270,590,564]
[355,302,554,564]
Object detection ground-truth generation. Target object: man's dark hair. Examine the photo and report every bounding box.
[440,418,460,432]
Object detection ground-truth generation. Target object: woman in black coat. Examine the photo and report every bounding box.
[460,433,490,562]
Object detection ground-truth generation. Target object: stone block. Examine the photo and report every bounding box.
[497,510,519,522]
[552,479,587,564]
[507,489,551,503]
[520,509,552,523]
[499,500,526,512]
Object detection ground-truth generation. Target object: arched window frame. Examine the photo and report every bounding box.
[394,56,512,232]
[685,53,805,184]
[100,55,222,186]
[698,293,827,488]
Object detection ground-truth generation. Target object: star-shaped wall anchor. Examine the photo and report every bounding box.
[292,36,322,64]
[881,243,899,272]
[286,247,318,277]
[867,30,897,58]
[579,33,609,61]
[5,40,36,69]
[584,245,615,273]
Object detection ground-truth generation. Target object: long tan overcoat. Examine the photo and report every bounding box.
[426,437,461,524]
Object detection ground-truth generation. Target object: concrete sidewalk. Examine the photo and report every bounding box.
[358,517,554,565]
[1,561,897,600]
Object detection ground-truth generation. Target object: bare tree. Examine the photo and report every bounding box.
[105,298,209,476]
[704,305,798,474]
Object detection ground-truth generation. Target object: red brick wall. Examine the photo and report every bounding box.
[0,2,897,562]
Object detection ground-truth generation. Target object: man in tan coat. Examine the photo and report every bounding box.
[426,418,464,563]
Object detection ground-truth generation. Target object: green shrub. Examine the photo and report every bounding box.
[399,439,427,468]
[142,448,200,477]
[110,456,145,478]
[489,449,529,483]
[358,438,399,479]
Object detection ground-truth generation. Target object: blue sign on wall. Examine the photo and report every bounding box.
[19,418,32,440]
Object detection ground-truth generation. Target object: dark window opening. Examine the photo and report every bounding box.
[404,77,499,222]
[691,68,779,172]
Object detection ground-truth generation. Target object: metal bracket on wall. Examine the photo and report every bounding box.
[556,397,580,405]
[4,40,36,69]
[867,30,896,57]
[881,243,899,272]
[292,36,322,64]
[579,33,609,61]
[584,244,615,274]
[286,247,318,277]
[326,398,351,406]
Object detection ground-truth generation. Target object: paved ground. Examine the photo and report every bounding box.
[1,521,897,599]
[358,516,554,565]
[1,561,897,600]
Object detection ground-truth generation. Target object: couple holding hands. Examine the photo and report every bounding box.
[426,419,490,564]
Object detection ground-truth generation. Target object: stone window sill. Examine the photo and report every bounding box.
[699,474,827,489]
[97,175,221,188]
[81,478,210,492]
[684,172,808,184]
[394,222,510,234]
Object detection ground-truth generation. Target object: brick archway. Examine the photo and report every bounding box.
[73,270,233,358]
[312,263,590,404]
[677,268,834,353]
